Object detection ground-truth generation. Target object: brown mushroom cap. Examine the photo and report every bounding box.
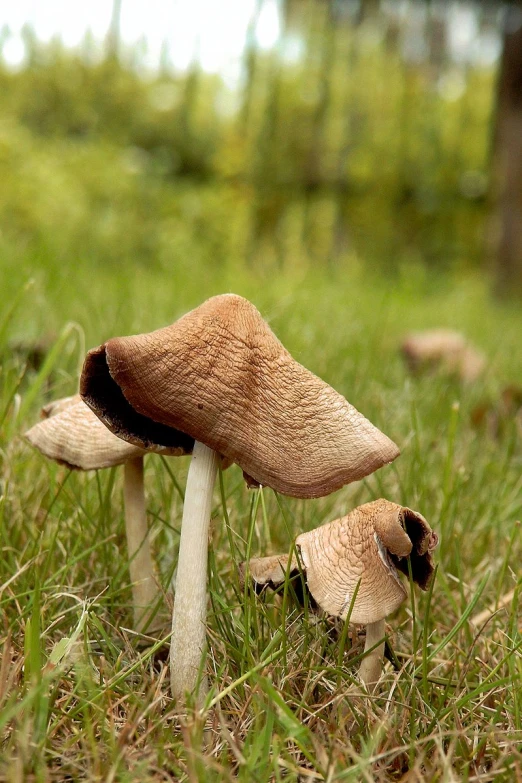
[80,294,399,499]
[242,499,438,625]
[401,329,485,383]
[402,329,467,364]
[26,394,149,470]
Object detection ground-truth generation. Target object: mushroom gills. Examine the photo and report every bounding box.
[81,344,194,454]
[387,508,439,590]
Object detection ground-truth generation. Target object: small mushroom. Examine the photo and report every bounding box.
[471,384,522,440]
[80,294,400,699]
[241,499,438,690]
[25,394,173,633]
[10,335,53,373]
[401,329,485,383]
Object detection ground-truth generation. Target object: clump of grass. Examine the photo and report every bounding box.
[1,262,521,780]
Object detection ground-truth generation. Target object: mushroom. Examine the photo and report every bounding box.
[79,294,400,699]
[401,329,485,383]
[25,394,173,633]
[241,499,438,690]
[471,384,522,440]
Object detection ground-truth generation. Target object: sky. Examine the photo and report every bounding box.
[0,0,501,79]
[0,0,282,76]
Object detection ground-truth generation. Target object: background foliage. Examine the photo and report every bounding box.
[0,3,497,281]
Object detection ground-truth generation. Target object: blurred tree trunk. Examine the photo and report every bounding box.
[492,5,522,297]
[106,0,122,59]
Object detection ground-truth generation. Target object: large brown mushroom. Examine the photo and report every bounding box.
[80,294,400,699]
[242,499,438,690]
[25,394,170,633]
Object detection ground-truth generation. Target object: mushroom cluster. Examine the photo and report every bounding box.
[79,293,401,699]
[241,499,438,690]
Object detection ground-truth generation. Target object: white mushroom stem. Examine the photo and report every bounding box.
[123,456,159,632]
[359,619,386,691]
[170,440,219,701]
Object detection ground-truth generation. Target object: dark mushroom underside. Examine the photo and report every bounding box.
[389,509,437,590]
[81,344,194,453]
[249,565,319,611]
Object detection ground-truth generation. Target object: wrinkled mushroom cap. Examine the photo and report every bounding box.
[242,499,438,625]
[80,294,399,499]
[40,394,80,418]
[25,394,147,470]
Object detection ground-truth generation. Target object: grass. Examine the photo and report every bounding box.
[1,250,521,781]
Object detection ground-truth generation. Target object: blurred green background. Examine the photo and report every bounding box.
[0,1,508,330]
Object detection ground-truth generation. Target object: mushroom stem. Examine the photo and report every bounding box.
[359,619,385,691]
[123,456,159,632]
[170,440,219,701]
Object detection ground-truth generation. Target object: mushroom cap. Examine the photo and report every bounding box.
[25,394,149,470]
[402,329,467,363]
[401,329,485,383]
[239,554,296,589]
[40,394,81,418]
[80,294,399,499]
[238,552,317,609]
[242,499,438,625]
[296,499,437,623]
